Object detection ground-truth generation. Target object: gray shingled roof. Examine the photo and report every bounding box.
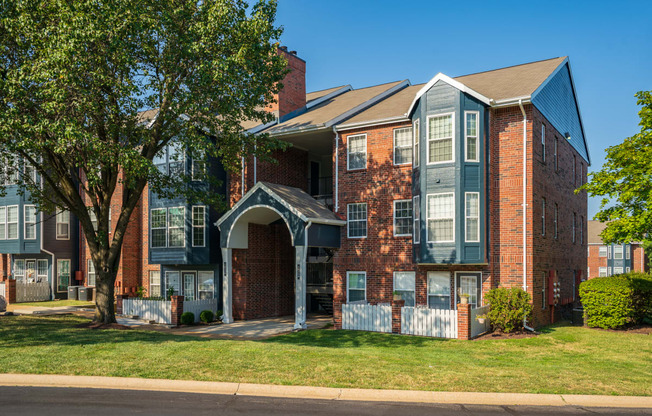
[587,220,607,244]
[261,182,342,223]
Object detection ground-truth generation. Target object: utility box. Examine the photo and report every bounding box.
[67,286,79,300]
[78,287,93,302]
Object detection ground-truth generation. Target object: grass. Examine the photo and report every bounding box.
[0,315,650,396]
[12,300,95,308]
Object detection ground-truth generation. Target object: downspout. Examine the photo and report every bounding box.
[40,212,56,300]
[332,127,339,213]
[518,99,535,332]
[253,144,257,185]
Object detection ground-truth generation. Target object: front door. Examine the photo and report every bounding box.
[57,259,71,293]
[456,272,482,308]
[25,260,36,283]
[182,272,196,301]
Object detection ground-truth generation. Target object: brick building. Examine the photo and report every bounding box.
[586,220,648,278]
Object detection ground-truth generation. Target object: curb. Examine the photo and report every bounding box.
[0,374,650,408]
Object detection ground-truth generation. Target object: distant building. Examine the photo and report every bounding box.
[587,220,648,278]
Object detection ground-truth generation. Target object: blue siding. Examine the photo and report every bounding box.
[532,63,589,162]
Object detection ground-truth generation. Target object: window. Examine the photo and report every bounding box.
[393,272,415,306]
[347,134,367,170]
[614,245,623,260]
[23,205,37,240]
[599,267,607,277]
[183,272,196,300]
[151,208,167,248]
[56,209,70,239]
[0,207,5,240]
[465,192,479,242]
[465,112,479,162]
[347,271,366,302]
[580,216,584,244]
[168,142,185,177]
[542,272,547,310]
[13,259,25,281]
[608,267,613,276]
[87,259,96,286]
[427,271,451,309]
[608,245,612,259]
[149,271,161,297]
[614,267,624,274]
[166,271,180,296]
[626,246,630,260]
[626,267,630,273]
[7,205,18,240]
[427,193,455,243]
[599,246,607,257]
[413,119,420,167]
[168,207,185,247]
[24,160,37,184]
[457,272,481,308]
[192,206,206,247]
[57,259,70,292]
[554,203,558,239]
[393,127,413,165]
[554,137,559,171]
[37,259,48,283]
[393,200,412,237]
[88,208,112,233]
[413,195,420,244]
[347,203,367,238]
[427,113,454,163]
[541,198,546,236]
[541,123,546,162]
[191,150,206,181]
[572,212,576,243]
[198,271,214,300]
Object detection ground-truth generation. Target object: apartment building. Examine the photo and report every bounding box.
[586,220,648,278]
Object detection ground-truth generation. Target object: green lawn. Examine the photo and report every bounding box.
[0,315,650,396]
[11,300,95,308]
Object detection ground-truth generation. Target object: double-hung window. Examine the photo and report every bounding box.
[87,259,96,286]
[192,206,206,247]
[599,267,607,277]
[608,245,612,259]
[198,271,215,300]
[393,127,413,165]
[599,246,607,257]
[572,212,576,243]
[347,134,367,170]
[614,267,624,275]
[412,195,420,243]
[347,203,367,238]
[614,245,623,260]
[626,246,631,260]
[168,142,185,177]
[149,270,161,297]
[427,193,455,243]
[13,259,25,282]
[151,209,167,248]
[393,200,412,237]
[7,206,18,240]
[541,123,546,162]
[428,113,454,163]
[554,203,559,239]
[541,198,546,236]
[168,207,185,247]
[465,193,479,242]
[465,112,479,162]
[37,259,48,283]
[191,149,206,181]
[166,271,180,296]
[56,209,69,239]
[393,272,415,306]
[427,271,451,309]
[413,120,420,167]
[0,207,5,239]
[347,271,366,302]
[24,206,36,240]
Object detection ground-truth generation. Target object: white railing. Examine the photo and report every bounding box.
[183,298,219,323]
[341,303,392,333]
[16,282,50,303]
[123,299,172,324]
[401,307,458,339]
[0,282,5,299]
[471,305,491,338]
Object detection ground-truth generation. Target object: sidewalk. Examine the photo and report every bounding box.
[0,374,650,408]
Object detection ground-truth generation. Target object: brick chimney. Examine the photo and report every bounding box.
[268,46,306,118]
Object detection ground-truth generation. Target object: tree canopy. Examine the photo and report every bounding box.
[0,0,288,322]
[582,91,652,244]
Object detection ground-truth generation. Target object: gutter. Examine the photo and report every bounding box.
[518,99,535,332]
[335,115,409,132]
[333,127,339,213]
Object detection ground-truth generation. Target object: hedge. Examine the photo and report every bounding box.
[579,273,652,329]
[484,287,532,333]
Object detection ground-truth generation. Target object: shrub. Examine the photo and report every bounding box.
[216,310,223,320]
[580,273,652,329]
[484,287,532,333]
[199,310,214,323]
[180,312,195,325]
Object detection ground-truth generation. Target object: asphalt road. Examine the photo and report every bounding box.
[0,386,650,416]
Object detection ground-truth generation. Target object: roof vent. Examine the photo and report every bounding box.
[290,50,297,55]
[279,46,288,51]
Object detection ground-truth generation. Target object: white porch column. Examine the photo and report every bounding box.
[294,245,308,330]
[221,247,233,324]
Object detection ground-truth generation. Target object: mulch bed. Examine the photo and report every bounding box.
[591,324,652,335]
[474,330,538,340]
[75,322,132,330]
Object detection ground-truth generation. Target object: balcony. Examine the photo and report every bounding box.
[307,176,333,210]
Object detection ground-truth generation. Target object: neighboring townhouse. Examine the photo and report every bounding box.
[586,220,648,278]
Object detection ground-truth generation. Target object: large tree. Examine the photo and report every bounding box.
[0,0,288,322]
[582,91,652,244]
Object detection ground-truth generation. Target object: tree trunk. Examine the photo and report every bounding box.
[94,268,118,323]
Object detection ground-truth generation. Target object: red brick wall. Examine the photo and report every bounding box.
[632,244,648,273]
[0,253,8,280]
[267,48,306,118]
[587,245,606,278]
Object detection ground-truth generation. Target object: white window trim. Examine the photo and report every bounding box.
[464,192,480,243]
[393,271,416,306]
[413,195,420,244]
[393,199,412,237]
[541,198,546,236]
[150,208,168,248]
[149,270,161,297]
[346,134,367,171]
[55,209,70,240]
[182,271,197,301]
[614,245,624,260]
[427,192,455,243]
[413,119,420,167]
[464,111,480,162]
[165,270,181,296]
[87,259,96,287]
[599,267,607,277]
[608,245,612,259]
[454,271,482,309]
[426,112,455,165]
[7,205,19,240]
[37,259,48,282]
[0,206,6,240]
[192,205,206,248]
[347,203,367,239]
[24,205,36,240]
[427,271,452,310]
[13,259,25,280]
[599,246,607,257]
[393,127,413,166]
[346,271,366,303]
[626,245,631,260]
[167,206,186,248]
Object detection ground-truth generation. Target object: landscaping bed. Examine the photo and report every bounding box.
[0,314,650,396]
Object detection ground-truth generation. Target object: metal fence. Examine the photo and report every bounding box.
[183,298,219,323]
[401,307,458,339]
[16,282,51,303]
[123,299,172,324]
[470,305,491,338]
[341,303,392,333]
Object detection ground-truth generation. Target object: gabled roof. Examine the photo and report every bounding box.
[406,73,491,117]
[307,85,349,104]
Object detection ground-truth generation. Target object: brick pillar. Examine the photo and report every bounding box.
[116,294,128,315]
[457,303,471,340]
[391,299,405,334]
[171,295,184,326]
[6,279,16,304]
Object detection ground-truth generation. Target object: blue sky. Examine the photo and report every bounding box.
[275,0,651,217]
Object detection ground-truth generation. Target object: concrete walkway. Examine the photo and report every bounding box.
[0,374,650,408]
[182,315,332,339]
[7,304,92,316]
